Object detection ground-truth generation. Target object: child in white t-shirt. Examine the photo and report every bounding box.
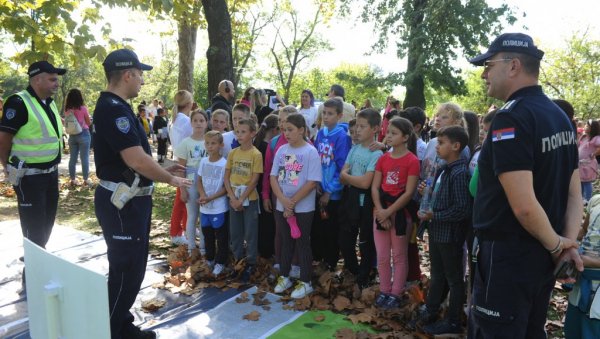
[197,131,229,276]
[175,110,208,254]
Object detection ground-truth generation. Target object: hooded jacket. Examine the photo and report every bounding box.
[315,122,351,200]
[209,94,232,114]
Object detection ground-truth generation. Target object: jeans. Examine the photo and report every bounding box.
[229,199,259,265]
[68,129,91,180]
[582,181,593,202]
[185,177,204,251]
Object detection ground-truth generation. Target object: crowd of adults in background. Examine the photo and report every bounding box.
[3,32,600,339]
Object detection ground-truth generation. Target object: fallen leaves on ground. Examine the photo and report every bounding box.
[141,298,166,312]
[243,310,261,321]
[314,314,326,322]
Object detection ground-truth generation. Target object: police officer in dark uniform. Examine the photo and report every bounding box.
[93,49,190,339]
[0,61,66,290]
[468,33,583,338]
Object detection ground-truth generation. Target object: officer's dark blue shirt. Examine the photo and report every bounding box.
[473,85,578,236]
[0,86,61,169]
[92,91,152,186]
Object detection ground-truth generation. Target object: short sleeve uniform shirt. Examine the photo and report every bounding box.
[92,91,152,186]
[473,86,578,235]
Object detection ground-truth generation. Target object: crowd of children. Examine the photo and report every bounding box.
[157,89,496,336]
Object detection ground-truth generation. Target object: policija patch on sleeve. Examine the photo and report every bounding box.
[492,127,515,142]
[116,117,131,133]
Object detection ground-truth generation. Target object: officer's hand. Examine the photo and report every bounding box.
[169,176,192,189]
[165,164,186,176]
[417,181,426,196]
[555,240,584,272]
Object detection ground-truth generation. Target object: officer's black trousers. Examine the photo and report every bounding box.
[468,238,555,339]
[95,187,152,339]
[15,171,58,248]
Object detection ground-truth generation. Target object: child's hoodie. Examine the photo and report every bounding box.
[315,122,351,200]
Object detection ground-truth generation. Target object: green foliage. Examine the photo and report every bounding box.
[450,69,503,116]
[269,0,333,101]
[540,33,600,119]
[284,63,400,109]
[340,0,515,108]
[0,0,107,65]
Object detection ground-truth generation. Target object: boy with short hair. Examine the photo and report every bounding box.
[339,109,382,287]
[313,98,352,270]
[224,118,263,282]
[414,125,472,336]
[348,118,359,145]
[222,103,251,158]
[197,131,229,276]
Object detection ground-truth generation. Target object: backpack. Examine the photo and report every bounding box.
[64,111,82,135]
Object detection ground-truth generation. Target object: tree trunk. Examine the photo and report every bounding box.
[403,0,427,109]
[177,18,198,93]
[202,0,234,103]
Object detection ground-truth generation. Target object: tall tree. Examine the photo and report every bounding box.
[341,0,515,109]
[540,32,600,119]
[202,0,234,101]
[0,0,106,65]
[230,0,273,87]
[101,0,205,93]
[269,1,333,102]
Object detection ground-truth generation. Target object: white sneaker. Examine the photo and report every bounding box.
[290,265,301,279]
[212,263,224,276]
[171,235,187,245]
[273,264,280,272]
[274,276,292,294]
[291,281,313,299]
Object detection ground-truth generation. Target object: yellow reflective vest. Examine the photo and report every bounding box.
[10,90,63,164]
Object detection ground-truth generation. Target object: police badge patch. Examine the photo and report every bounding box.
[5,108,16,120]
[116,117,130,133]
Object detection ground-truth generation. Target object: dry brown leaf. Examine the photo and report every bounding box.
[333,295,351,311]
[294,296,312,311]
[243,310,261,321]
[319,271,333,294]
[141,298,166,312]
[359,286,377,305]
[351,299,366,310]
[314,314,326,322]
[311,295,331,310]
[335,328,356,339]
[262,305,271,311]
[406,284,424,304]
[346,313,372,325]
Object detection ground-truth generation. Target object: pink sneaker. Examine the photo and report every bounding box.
[287,215,301,239]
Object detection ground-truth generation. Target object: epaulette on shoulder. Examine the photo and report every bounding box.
[497,98,523,114]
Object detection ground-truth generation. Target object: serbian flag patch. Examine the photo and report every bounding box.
[492,128,515,142]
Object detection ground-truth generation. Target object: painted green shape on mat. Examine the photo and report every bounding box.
[269,310,376,339]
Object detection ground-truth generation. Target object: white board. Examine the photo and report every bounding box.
[24,238,110,339]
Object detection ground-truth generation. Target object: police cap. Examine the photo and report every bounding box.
[469,33,544,66]
[28,61,67,77]
[103,49,153,73]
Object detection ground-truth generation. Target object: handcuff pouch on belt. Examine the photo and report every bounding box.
[110,173,141,210]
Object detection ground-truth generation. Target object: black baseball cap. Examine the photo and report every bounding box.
[103,49,153,72]
[28,61,67,78]
[469,33,544,66]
